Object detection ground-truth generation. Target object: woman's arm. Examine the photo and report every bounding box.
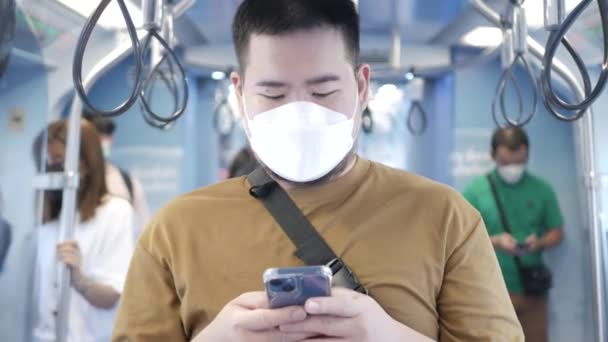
[57,240,121,309]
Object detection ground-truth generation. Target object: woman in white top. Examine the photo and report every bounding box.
[32,119,134,342]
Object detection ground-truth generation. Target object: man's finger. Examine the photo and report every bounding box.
[304,288,363,317]
[235,307,307,331]
[504,239,517,251]
[232,292,270,309]
[280,316,355,337]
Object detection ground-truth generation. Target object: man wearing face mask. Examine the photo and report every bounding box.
[85,114,151,240]
[113,1,523,341]
[463,126,564,342]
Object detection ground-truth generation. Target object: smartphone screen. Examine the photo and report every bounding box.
[263,266,332,309]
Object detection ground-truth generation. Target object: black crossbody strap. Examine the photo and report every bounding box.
[118,167,134,203]
[247,168,368,294]
[486,174,525,270]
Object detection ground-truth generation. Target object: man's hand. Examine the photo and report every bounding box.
[491,233,521,255]
[278,288,434,342]
[524,234,541,252]
[192,292,317,342]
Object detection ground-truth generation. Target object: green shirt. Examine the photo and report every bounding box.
[463,170,564,294]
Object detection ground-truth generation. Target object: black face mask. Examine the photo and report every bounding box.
[45,163,64,220]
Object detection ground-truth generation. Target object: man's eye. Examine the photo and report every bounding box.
[261,94,285,100]
[312,90,339,98]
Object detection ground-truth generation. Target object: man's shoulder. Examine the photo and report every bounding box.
[368,161,476,214]
[137,177,252,256]
[463,174,490,192]
[181,176,248,201]
[367,161,483,249]
[151,177,249,223]
[525,172,556,194]
[369,161,453,191]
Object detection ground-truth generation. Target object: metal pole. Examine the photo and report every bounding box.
[143,0,164,67]
[526,38,604,342]
[54,33,148,342]
[470,1,605,340]
[173,0,196,18]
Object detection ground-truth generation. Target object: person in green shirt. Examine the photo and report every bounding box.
[463,126,564,342]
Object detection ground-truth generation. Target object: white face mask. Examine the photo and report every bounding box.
[497,163,526,184]
[244,98,358,183]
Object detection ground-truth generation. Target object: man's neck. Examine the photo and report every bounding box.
[277,154,358,190]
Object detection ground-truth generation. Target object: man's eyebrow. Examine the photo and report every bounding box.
[305,74,341,86]
[255,80,288,88]
[253,74,340,88]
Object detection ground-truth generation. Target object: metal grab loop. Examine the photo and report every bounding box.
[541,0,608,119]
[72,0,143,117]
[139,29,189,125]
[407,101,427,136]
[213,98,236,137]
[494,54,538,127]
[540,36,592,121]
[492,66,525,127]
[361,107,374,134]
[502,56,537,126]
[492,1,538,127]
[139,55,179,130]
[148,54,180,111]
[141,107,176,130]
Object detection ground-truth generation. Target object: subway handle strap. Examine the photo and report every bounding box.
[247,167,368,295]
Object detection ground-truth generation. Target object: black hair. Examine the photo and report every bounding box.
[491,126,530,156]
[84,111,116,136]
[232,0,360,69]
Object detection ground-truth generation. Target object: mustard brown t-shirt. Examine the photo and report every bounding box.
[112,158,523,341]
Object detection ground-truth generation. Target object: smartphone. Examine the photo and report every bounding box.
[516,242,529,255]
[263,265,332,309]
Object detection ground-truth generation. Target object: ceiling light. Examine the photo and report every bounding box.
[56,0,143,30]
[461,27,503,47]
[369,84,403,113]
[524,0,582,29]
[211,71,226,80]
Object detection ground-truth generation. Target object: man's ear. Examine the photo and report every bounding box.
[356,64,371,110]
[231,71,246,120]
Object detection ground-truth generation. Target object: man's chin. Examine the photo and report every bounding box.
[259,152,357,188]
